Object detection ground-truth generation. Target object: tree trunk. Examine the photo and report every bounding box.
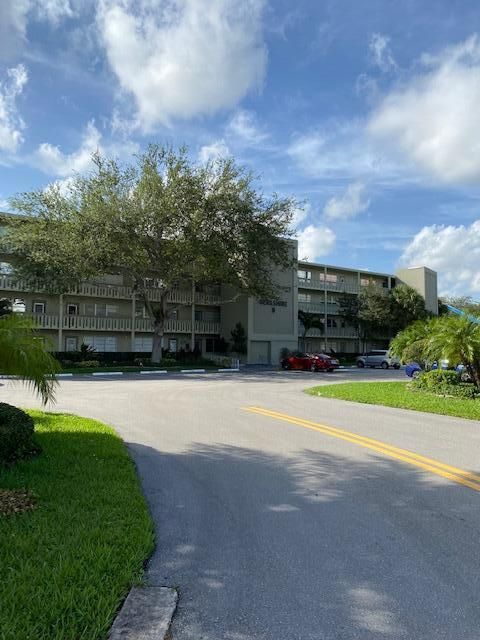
[151,322,164,364]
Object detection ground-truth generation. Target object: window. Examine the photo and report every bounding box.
[32,301,45,314]
[67,303,78,315]
[0,262,13,275]
[298,293,312,303]
[327,318,337,328]
[298,270,312,280]
[170,309,178,320]
[65,337,77,352]
[360,277,371,287]
[83,336,117,352]
[195,310,203,321]
[168,338,177,353]
[94,303,120,317]
[206,338,214,353]
[134,337,153,352]
[135,302,145,317]
[319,273,337,283]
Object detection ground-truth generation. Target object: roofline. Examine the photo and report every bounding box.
[298,259,394,280]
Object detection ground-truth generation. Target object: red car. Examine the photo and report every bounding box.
[281,352,340,372]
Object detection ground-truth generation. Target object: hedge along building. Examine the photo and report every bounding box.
[0,212,299,364]
[0,212,437,363]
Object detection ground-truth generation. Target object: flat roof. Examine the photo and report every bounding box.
[298,259,394,279]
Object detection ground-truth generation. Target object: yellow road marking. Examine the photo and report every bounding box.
[244,406,480,492]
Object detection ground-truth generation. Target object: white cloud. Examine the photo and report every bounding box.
[98,0,267,129]
[0,64,28,152]
[198,140,230,163]
[400,220,480,295]
[296,224,335,262]
[34,120,101,176]
[0,197,11,211]
[369,33,397,72]
[369,35,480,184]
[226,109,267,145]
[323,182,370,220]
[290,202,310,230]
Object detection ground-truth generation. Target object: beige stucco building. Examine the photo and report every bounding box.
[0,212,438,364]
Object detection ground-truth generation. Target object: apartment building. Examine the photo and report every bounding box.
[0,212,437,364]
[298,261,438,355]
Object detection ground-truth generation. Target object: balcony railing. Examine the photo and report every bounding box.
[298,302,338,314]
[300,327,359,339]
[31,314,220,334]
[0,276,222,305]
[298,277,359,294]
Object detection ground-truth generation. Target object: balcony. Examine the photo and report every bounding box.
[300,326,359,339]
[298,302,338,315]
[31,314,220,334]
[298,277,359,294]
[0,276,222,305]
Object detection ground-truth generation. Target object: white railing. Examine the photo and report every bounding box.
[298,277,359,294]
[298,302,338,314]
[0,276,222,305]
[302,326,359,338]
[31,314,220,334]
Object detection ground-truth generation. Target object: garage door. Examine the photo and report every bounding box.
[250,341,271,364]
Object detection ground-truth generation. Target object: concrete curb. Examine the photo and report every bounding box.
[180,368,206,373]
[92,371,123,376]
[218,368,240,372]
[109,586,177,639]
[140,370,168,375]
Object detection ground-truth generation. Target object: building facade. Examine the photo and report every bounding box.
[0,213,438,364]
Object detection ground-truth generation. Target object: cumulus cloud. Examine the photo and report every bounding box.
[0,64,28,153]
[34,120,101,176]
[324,182,370,220]
[369,33,397,72]
[97,0,267,129]
[369,35,480,184]
[33,120,139,177]
[296,225,335,262]
[198,139,230,163]
[400,220,480,295]
[290,202,310,230]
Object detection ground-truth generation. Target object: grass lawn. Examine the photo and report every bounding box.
[0,412,155,640]
[306,381,480,421]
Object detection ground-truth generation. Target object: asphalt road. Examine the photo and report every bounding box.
[4,368,480,639]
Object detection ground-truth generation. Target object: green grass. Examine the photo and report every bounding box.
[306,381,480,421]
[0,412,155,640]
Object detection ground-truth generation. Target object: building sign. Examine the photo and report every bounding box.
[258,298,287,307]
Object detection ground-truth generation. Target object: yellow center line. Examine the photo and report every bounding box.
[243,406,480,493]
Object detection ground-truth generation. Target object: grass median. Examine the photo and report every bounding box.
[306,381,480,421]
[0,411,154,640]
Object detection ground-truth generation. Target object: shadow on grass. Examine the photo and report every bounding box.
[127,440,480,640]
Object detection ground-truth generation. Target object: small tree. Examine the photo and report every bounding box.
[298,310,324,350]
[0,314,60,404]
[337,293,362,353]
[389,284,428,332]
[5,146,297,363]
[230,322,247,354]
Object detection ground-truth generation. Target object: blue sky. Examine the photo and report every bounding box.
[1,1,480,296]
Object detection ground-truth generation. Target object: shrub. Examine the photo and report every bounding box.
[411,369,479,399]
[160,357,177,367]
[280,347,291,361]
[0,403,37,464]
[77,360,100,368]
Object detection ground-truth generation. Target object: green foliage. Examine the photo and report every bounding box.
[298,310,324,339]
[0,314,60,404]
[412,369,459,389]
[5,146,297,362]
[306,382,480,420]
[77,359,101,368]
[389,318,437,364]
[0,403,37,464]
[160,357,177,367]
[442,295,480,316]
[231,321,247,353]
[0,298,12,316]
[389,284,428,331]
[0,411,154,639]
[80,342,96,358]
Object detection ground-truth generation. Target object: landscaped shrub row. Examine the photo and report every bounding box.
[0,403,38,464]
[411,369,479,399]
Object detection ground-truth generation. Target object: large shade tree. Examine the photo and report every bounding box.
[5,146,297,362]
[298,310,324,350]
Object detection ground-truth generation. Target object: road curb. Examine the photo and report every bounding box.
[108,586,177,639]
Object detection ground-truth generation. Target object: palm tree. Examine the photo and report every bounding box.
[0,314,60,404]
[298,310,324,351]
[390,317,438,365]
[426,315,480,388]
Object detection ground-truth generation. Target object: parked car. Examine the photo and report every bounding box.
[356,350,400,369]
[405,362,422,378]
[281,352,339,372]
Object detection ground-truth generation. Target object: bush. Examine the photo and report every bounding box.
[411,369,479,399]
[77,360,100,368]
[280,347,291,361]
[0,403,37,464]
[160,357,177,367]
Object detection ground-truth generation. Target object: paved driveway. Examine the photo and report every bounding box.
[4,369,480,639]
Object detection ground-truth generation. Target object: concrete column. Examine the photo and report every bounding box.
[58,293,63,351]
[131,291,136,351]
[324,266,328,352]
[191,279,195,349]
